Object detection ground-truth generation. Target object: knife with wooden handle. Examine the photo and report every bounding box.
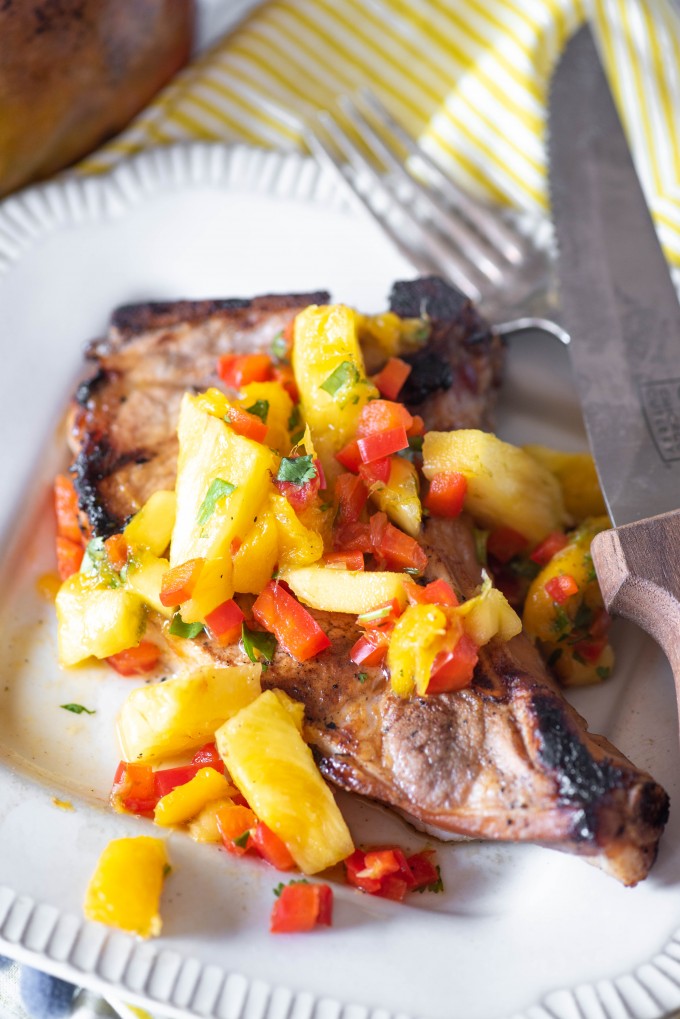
[549,29,680,690]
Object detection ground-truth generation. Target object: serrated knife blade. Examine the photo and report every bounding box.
[549,27,680,694]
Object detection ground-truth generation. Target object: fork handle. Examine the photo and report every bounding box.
[591,509,680,684]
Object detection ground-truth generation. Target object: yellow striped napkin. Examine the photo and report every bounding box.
[79,0,680,265]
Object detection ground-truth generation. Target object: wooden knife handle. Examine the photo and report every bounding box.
[591,508,680,681]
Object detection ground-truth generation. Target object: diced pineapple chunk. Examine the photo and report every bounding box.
[423,430,566,545]
[125,550,172,618]
[456,576,522,645]
[369,456,421,537]
[117,664,261,762]
[180,557,234,624]
[56,573,146,666]
[283,565,407,614]
[238,381,294,453]
[233,509,279,594]
[154,767,234,827]
[523,445,608,522]
[83,836,168,938]
[216,690,354,874]
[292,305,378,481]
[170,394,278,567]
[269,492,323,568]
[124,491,176,557]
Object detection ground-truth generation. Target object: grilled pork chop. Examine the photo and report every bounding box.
[69,277,669,886]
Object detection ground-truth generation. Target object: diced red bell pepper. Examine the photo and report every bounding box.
[345,847,414,901]
[104,533,128,571]
[572,637,609,664]
[406,414,425,438]
[349,627,391,668]
[334,521,373,554]
[217,353,273,388]
[272,364,299,404]
[54,473,83,544]
[588,607,611,639]
[344,849,381,894]
[486,526,528,564]
[253,581,331,662]
[55,535,84,580]
[110,762,158,816]
[424,472,467,518]
[270,882,333,933]
[358,457,391,487]
[335,473,368,526]
[545,574,579,604]
[251,822,296,871]
[355,848,401,881]
[357,427,408,464]
[226,405,268,443]
[159,558,205,607]
[323,550,365,571]
[275,478,319,513]
[204,598,245,645]
[406,850,440,890]
[107,641,160,676]
[530,531,569,566]
[335,439,363,473]
[190,742,225,772]
[426,634,479,694]
[356,399,413,438]
[372,357,412,400]
[405,578,459,607]
[153,763,205,799]
[216,803,257,855]
[369,512,428,573]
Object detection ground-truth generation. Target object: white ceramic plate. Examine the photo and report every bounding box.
[1,143,680,1019]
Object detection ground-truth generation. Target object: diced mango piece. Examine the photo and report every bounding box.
[269,492,323,568]
[216,690,354,874]
[238,381,294,453]
[180,557,234,624]
[233,509,279,594]
[292,305,378,481]
[170,394,278,567]
[369,456,421,537]
[188,796,238,843]
[125,550,172,618]
[84,836,168,938]
[523,445,608,522]
[123,491,176,557]
[387,603,454,697]
[523,517,613,686]
[283,565,407,614]
[423,429,566,546]
[56,573,146,666]
[117,664,261,762]
[154,767,234,827]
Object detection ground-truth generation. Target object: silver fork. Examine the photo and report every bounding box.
[306,89,568,345]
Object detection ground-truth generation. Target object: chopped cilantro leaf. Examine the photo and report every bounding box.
[273,882,285,897]
[320,360,360,398]
[61,703,95,715]
[241,622,277,670]
[583,552,597,583]
[546,648,563,668]
[573,601,594,631]
[271,331,289,363]
[273,878,309,898]
[169,613,205,639]
[551,605,571,636]
[357,604,392,624]
[197,478,237,526]
[245,399,269,423]
[508,556,540,580]
[473,529,488,567]
[163,864,172,878]
[357,672,368,683]
[276,455,317,485]
[233,830,251,849]
[596,665,611,680]
[289,428,305,446]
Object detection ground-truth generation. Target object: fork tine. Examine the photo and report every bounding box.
[340,94,505,286]
[310,110,485,302]
[359,89,526,266]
